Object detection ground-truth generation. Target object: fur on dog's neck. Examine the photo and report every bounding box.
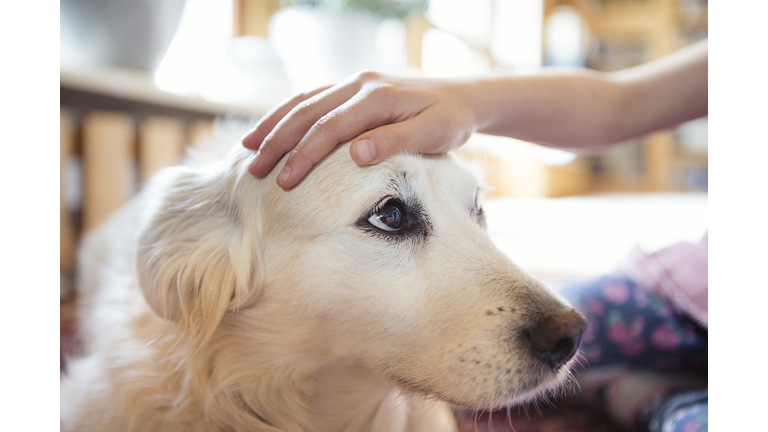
[151,314,411,432]
[234,356,408,432]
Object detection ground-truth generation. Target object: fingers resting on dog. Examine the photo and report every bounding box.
[242,71,476,189]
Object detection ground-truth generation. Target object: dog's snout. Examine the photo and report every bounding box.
[525,309,588,371]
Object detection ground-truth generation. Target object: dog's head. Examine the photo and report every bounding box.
[136,142,586,410]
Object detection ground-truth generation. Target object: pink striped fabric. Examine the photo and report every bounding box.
[617,231,708,328]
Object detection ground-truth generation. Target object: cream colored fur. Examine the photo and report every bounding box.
[61,138,580,432]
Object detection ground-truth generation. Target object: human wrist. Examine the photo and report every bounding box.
[441,76,494,136]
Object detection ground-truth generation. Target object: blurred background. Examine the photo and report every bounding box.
[60,0,708,291]
[60,3,709,428]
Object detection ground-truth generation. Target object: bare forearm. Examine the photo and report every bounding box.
[456,70,625,148]
[611,39,708,142]
[244,40,707,188]
[457,39,708,149]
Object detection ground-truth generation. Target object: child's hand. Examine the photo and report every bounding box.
[243,39,707,190]
[242,71,477,189]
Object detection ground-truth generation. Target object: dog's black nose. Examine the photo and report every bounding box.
[525,309,588,371]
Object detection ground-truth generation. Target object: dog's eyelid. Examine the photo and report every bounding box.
[472,189,483,209]
[471,188,486,225]
[357,194,431,239]
[373,195,401,212]
[475,185,492,199]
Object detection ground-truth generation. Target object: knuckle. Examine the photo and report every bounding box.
[368,84,391,98]
[260,130,276,145]
[309,115,336,136]
[366,82,397,102]
[289,99,318,121]
[287,147,311,166]
[288,93,309,107]
[294,88,319,102]
[288,148,303,159]
[355,69,380,83]
[293,98,314,113]
[259,131,279,152]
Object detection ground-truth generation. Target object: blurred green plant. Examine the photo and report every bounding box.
[284,0,427,19]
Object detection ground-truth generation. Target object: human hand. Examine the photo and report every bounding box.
[242,71,478,189]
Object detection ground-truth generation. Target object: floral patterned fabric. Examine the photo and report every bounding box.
[561,274,708,373]
[455,273,709,432]
[561,275,708,432]
[661,399,708,432]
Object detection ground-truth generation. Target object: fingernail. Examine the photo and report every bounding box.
[248,151,262,174]
[354,139,376,164]
[277,165,292,185]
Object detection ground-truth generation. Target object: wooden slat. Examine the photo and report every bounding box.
[139,116,184,182]
[405,12,432,71]
[240,0,278,38]
[233,0,244,37]
[82,111,135,231]
[545,161,592,198]
[645,131,675,191]
[60,109,76,272]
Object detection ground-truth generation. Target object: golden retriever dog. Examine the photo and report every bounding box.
[60,135,587,432]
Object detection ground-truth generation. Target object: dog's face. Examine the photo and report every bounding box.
[137,142,586,411]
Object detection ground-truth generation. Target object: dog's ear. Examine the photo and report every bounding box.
[136,164,259,342]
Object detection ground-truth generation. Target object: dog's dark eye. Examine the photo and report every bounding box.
[368,202,404,232]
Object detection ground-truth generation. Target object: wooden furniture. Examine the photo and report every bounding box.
[455,135,593,199]
[230,1,707,198]
[233,0,432,72]
[60,110,76,275]
[81,111,135,231]
[60,66,262,296]
[542,0,708,193]
[233,0,281,38]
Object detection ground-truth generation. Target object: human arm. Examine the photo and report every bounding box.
[243,39,707,189]
[466,38,708,148]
